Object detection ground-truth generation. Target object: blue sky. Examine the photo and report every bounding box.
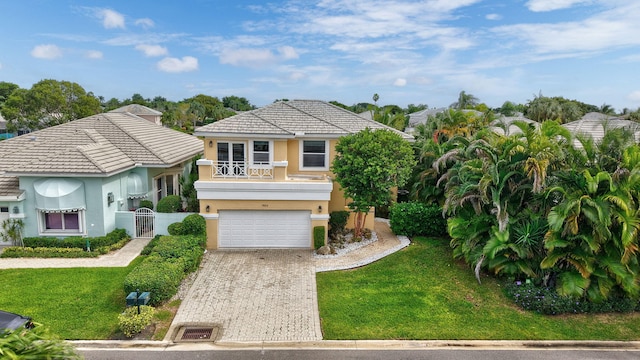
[1,0,639,111]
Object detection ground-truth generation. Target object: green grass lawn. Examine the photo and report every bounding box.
[317,237,640,340]
[0,258,142,340]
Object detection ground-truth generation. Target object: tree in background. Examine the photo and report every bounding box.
[223,95,255,111]
[332,128,416,237]
[450,90,479,109]
[0,81,18,108]
[1,79,101,132]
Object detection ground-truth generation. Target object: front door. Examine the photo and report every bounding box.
[218,142,246,176]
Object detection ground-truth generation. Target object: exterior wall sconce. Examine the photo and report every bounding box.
[317,205,322,213]
[13,206,19,214]
[208,140,213,148]
[107,192,114,206]
[205,205,210,212]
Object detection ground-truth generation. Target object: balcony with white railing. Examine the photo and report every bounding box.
[212,161,274,179]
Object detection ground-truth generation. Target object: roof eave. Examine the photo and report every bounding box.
[194,132,295,139]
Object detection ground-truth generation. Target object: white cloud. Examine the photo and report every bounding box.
[135,44,169,57]
[157,56,198,73]
[526,0,590,12]
[31,44,63,59]
[278,46,299,60]
[135,18,155,29]
[486,13,502,20]
[394,78,407,87]
[492,3,640,55]
[628,90,640,103]
[99,9,125,29]
[220,48,275,68]
[85,50,103,59]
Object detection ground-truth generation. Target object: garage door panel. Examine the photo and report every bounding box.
[219,210,310,248]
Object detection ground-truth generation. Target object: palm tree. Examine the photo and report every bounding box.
[450,90,479,110]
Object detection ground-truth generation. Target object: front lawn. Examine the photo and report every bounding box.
[317,236,640,340]
[0,258,142,339]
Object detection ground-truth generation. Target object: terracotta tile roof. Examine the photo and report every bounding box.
[194,100,414,140]
[108,104,162,116]
[0,112,202,190]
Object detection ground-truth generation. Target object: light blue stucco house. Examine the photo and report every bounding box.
[0,111,202,243]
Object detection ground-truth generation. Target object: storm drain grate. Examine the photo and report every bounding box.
[181,327,214,340]
[173,325,220,343]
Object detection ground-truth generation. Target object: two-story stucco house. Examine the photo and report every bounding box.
[0,112,202,243]
[194,100,413,249]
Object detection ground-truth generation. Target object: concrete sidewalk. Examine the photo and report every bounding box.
[0,237,151,268]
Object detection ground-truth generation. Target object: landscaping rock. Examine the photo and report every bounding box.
[316,245,331,255]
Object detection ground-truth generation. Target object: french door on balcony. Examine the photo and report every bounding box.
[218,142,246,176]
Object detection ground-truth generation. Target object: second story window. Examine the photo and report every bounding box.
[301,140,328,170]
[252,141,270,165]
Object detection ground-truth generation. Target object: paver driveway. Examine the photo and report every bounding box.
[169,249,322,342]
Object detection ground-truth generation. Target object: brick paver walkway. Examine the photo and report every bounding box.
[168,249,322,342]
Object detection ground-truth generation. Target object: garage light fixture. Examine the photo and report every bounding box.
[205,205,210,212]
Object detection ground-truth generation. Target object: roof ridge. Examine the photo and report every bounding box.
[283,100,351,133]
[100,113,163,163]
[250,107,295,134]
[315,100,412,137]
[76,144,110,173]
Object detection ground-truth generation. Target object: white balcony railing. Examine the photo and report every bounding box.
[212,161,273,179]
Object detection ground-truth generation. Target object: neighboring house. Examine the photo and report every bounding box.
[194,100,413,250]
[404,107,484,134]
[0,112,14,140]
[491,114,538,136]
[109,104,163,126]
[0,112,202,243]
[563,112,640,147]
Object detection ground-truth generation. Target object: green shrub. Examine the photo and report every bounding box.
[181,214,206,236]
[22,228,129,250]
[151,235,203,273]
[328,211,349,238]
[503,282,640,315]
[389,202,447,237]
[117,305,155,338]
[156,195,182,213]
[124,254,184,306]
[0,325,82,359]
[314,226,325,249]
[167,222,184,236]
[139,199,154,210]
[0,246,99,258]
[140,234,162,255]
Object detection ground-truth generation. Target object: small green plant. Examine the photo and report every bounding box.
[1,218,24,246]
[389,202,447,237]
[156,195,182,213]
[0,325,82,359]
[118,305,155,338]
[314,226,325,249]
[328,211,349,239]
[167,222,184,236]
[139,199,154,210]
[181,214,206,235]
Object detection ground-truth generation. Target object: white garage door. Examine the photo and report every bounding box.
[219,210,311,248]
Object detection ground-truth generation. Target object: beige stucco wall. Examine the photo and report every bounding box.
[200,198,329,249]
[197,137,375,249]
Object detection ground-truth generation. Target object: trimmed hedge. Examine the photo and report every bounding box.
[156,195,182,213]
[124,234,206,306]
[23,228,128,249]
[314,226,325,249]
[139,199,154,210]
[504,282,640,315]
[328,211,349,238]
[118,305,155,338]
[124,254,185,306]
[389,202,447,237]
[0,239,129,258]
[167,214,206,236]
[1,229,130,258]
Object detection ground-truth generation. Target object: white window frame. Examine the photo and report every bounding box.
[249,140,273,168]
[38,210,85,236]
[154,172,181,203]
[299,140,329,171]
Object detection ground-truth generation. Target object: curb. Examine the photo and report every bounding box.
[72,339,640,351]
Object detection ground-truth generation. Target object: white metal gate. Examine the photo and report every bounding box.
[134,208,155,238]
